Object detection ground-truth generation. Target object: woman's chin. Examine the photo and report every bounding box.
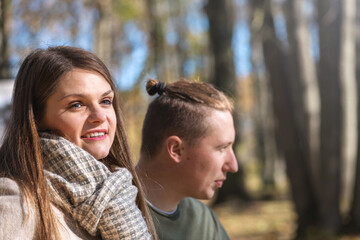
[85,148,110,160]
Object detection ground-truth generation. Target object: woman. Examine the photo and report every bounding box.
[0,46,156,239]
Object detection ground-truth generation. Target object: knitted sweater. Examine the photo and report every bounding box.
[0,177,99,240]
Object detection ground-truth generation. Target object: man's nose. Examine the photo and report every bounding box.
[223,149,238,173]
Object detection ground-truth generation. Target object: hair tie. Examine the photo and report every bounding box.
[155,81,166,95]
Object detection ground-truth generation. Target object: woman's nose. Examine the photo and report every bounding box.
[88,107,106,123]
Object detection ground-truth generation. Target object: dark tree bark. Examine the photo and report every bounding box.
[261,1,319,237]
[349,93,360,230]
[284,0,320,196]
[249,0,279,200]
[172,0,188,77]
[0,0,11,79]
[317,0,343,233]
[338,0,357,230]
[205,0,236,94]
[350,110,360,232]
[145,0,166,79]
[348,0,360,233]
[205,0,249,202]
[94,0,113,67]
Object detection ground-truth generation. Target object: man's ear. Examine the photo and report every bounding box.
[165,136,183,163]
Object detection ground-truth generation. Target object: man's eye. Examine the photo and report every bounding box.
[219,144,231,152]
[219,146,227,152]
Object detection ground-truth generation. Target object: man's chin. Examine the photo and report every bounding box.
[197,191,215,200]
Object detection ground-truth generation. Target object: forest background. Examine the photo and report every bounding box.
[1,0,360,239]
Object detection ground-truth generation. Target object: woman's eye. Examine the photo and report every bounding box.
[69,102,83,109]
[101,98,112,105]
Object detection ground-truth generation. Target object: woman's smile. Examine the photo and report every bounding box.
[81,129,107,140]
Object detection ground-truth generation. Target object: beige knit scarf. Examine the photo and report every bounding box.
[39,132,151,240]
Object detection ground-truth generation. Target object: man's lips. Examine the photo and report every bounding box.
[215,179,226,188]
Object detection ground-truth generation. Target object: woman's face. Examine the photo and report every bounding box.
[41,68,117,159]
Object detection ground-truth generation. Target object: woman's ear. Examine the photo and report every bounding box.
[165,136,183,163]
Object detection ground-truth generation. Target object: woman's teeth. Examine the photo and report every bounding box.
[83,132,105,138]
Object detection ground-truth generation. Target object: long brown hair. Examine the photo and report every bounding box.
[141,78,234,158]
[0,46,156,239]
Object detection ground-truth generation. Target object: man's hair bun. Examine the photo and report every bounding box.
[146,78,166,96]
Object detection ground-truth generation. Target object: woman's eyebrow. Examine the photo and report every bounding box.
[102,89,114,97]
[57,89,113,101]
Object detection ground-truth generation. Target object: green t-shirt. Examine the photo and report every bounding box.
[149,197,230,240]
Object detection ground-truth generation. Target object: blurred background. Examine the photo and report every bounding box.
[1,0,360,239]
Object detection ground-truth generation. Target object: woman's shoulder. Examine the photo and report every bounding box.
[0,177,37,238]
[0,177,33,213]
[0,177,22,195]
[0,177,27,214]
[0,178,99,240]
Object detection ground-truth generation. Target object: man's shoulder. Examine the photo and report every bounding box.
[179,197,222,222]
[148,197,230,240]
[180,197,213,212]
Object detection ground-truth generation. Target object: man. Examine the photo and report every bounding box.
[136,79,238,240]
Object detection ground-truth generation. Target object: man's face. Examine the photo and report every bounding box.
[179,110,238,199]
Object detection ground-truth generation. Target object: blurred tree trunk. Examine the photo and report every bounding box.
[205,0,236,92]
[284,1,326,235]
[205,0,249,202]
[145,0,166,80]
[173,0,188,77]
[339,0,357,225]
[261,1,318,237]
[317,0,343,233]
[249,0,279,199]
[284,0,320,198]
[0,0,11,79]
[94,0,113,67]
[348,0,360,232]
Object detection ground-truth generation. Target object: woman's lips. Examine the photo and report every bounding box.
[81,130,107,140]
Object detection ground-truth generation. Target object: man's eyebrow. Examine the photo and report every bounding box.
[57,89,114,101]
[223,142,233,147]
